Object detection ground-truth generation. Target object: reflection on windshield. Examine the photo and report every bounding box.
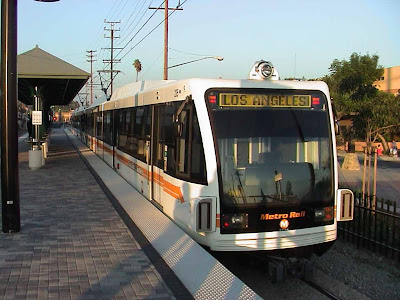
[212,109,333,207]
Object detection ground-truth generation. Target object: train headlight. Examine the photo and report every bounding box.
[222,213,249,229]
[259,62,274,79]
[314,207,333,222]
[248,60,279,80]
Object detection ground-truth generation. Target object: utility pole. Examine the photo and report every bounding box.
[1,0,20,233]
[86,50,96,105]
[101,20,122,97]
[149,1,183,80]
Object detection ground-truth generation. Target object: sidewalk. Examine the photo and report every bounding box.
[0,129,183,299]
[338,150,400,205]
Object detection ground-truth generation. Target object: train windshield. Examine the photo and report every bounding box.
[207,89,333,209]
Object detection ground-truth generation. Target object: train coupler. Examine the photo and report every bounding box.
[268,257,313,283]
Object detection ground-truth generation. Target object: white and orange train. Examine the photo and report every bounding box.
[71,61,354,279]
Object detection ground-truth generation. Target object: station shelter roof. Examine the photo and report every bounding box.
[17,45,89,106]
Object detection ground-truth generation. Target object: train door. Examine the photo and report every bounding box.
[112,110,116,169]
[95,112,103,159]
[150,105,163,207]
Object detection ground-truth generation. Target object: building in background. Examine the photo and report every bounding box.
[374,65,400,95]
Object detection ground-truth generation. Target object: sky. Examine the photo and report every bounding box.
[17,0,400,101]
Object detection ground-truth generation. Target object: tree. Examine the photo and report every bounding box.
[133,59,142,82]
[324,53,400,151]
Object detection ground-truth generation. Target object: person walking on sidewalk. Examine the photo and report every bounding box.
[377,144,383,156]
[390,140,398,157]
[27,116,32,139]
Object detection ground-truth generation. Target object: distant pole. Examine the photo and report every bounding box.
[367,148,372,202]
[164,0,168,80]
[373,148,377,210]
[86,50,96,105]
[102,20,121,98]
[362,148,367,201]
[1,0,20,233]
[149,2,182,80]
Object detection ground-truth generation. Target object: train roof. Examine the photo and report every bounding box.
[108,78,330,102]
[109,80,175,102]
[73,78,330,114]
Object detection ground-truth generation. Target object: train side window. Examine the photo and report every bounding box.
[190,108,207,184]
[95,112,102,141]
[154,105,164,169]
[117,109,128,152]
[125,108,136,156]
[163,102,180,176]
[175,99,207,184]
[103,111,113,145]
[87,112,94,136]
[176,105,190,177]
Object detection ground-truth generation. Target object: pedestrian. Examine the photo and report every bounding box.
[376,144,383,156]
[27,116,32,139]
[390,140,398,157]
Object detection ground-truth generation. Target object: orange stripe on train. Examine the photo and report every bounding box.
[116,153,184,203]
[153,172,184,203]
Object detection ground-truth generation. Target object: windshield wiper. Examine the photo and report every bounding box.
[290,109,306,142]
[235,170,247,204]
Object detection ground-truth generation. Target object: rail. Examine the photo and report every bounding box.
[338,193,400,262]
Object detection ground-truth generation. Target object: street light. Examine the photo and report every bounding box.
[167,56,224,69]
[1,0,60,233]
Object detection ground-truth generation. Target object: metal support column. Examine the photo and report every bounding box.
[1,0,20,233]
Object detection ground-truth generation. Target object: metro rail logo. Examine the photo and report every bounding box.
[260,211,306,220]
[279,219,289,230]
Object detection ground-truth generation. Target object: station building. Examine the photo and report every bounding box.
[374,65,400,95]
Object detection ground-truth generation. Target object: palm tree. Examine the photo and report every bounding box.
[133,59,142,82]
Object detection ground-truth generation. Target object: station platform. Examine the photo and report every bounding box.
[0,128,260,299]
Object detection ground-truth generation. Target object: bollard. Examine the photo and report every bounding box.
[41,144,46,166]
[42,141,48,158]
[29,147,42,170]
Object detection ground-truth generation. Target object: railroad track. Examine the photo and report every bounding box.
[302,278,342,300]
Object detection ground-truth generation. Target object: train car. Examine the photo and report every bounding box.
[71,61,354,280]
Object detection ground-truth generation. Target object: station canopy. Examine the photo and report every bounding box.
[17,45,89,106]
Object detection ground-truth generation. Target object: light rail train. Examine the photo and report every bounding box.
[71,61,354,280]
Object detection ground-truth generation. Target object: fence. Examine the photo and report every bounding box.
[338,192,400,262]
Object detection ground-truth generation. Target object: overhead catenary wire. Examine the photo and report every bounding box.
[168,47,212,57]
[117,0,152,47]
[139,49,164,78]
[85,0,192,95]
[87,0,124,51]
[92,0,155,81]
[107,0,127,22]
[115,0,165,56]
[116,0,190,62]
[94,0,166,75]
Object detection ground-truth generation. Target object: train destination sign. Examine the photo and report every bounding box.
[219,93,311,108]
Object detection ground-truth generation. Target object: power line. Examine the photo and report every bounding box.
[168,47,211,57]
[87,0,122,51]
[93,1,149,77]
[100,20,122,97]
[117,0,150,43]
[117,1,165,53]
[88,0,191,90]
[140,49,164,78]
[116,0,190,62]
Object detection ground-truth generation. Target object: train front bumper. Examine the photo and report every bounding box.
[209,225,337,251]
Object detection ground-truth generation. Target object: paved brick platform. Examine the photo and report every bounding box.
[0,129,187,299]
